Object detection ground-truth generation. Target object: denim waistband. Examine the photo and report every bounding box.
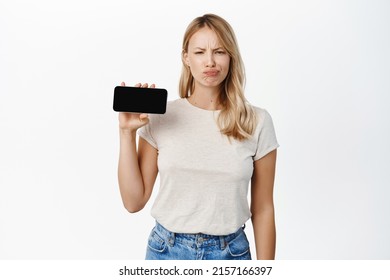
[154,222,245,249]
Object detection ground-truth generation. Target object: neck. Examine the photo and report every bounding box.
[189,85,222,111]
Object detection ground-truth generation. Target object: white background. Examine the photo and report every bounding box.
[0,0,389,260]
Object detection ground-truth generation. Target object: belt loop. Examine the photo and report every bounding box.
[168,231,175,247]
[219,236,226,250]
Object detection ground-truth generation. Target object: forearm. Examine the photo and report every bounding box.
[118,129,145,212]
[251,208,276,260]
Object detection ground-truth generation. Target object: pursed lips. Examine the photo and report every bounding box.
[203,70,219,77]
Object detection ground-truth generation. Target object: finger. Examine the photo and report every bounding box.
[139,113,149,122]
[142,83,148,88]
[135,83,142,87]
[150,84,156,88]
[121,81,125,86]
[139,113,149,119]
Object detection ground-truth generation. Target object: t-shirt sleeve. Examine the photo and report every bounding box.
[137,115,158,149]
[253,109,280,161]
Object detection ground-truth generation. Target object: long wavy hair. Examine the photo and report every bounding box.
[179,14,258,142]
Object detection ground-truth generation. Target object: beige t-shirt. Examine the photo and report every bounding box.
[137,98,279,235]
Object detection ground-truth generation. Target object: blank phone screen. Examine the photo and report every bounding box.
[113,86,167,114]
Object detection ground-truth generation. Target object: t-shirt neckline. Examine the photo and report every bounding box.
[183,97,222,113]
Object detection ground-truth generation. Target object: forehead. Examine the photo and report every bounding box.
[188,27,221,48]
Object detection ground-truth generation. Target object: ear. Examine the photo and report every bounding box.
[182,51,189,66]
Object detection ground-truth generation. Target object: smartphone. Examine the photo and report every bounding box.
[113,86,168,114]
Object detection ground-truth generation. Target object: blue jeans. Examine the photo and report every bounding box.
[145,222,252,260]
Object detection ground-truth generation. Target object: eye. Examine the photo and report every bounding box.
[215,50,226,55]
[194,51,203,54]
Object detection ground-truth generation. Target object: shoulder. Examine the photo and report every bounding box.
[164,98,187,118]
[248,104,279,157]
[148,98,185,125]
[249,104,274,127]
[149,98,182,118]
[167,98,184,110]
[250,104,267,116]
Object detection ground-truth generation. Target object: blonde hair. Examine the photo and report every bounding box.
[179,14,258,142]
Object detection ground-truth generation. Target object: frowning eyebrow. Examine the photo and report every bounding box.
[193,47,224,51]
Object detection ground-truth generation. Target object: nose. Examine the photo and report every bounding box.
[205,52,216,67]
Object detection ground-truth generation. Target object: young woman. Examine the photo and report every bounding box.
[117,14,279,260]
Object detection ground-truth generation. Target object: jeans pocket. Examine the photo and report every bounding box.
[147,228,167,253]
[226,232,250,257]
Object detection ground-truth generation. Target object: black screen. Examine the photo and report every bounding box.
[113,86,167,114]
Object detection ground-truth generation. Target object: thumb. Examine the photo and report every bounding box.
[139,113,149,122]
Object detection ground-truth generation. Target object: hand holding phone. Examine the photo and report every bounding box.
[116,82,165,133]
[113,84,167,114]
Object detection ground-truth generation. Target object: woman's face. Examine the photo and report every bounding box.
[184,27,230,91]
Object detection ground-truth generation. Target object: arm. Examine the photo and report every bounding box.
[118,131,158,213]
[250,149,277,260]
[117,82,159,213]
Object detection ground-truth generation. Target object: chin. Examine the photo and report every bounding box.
[201,80,222,88]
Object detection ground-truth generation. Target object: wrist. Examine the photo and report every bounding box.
[120,128,137,138]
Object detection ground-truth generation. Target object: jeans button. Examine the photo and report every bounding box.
[198,237,203,243]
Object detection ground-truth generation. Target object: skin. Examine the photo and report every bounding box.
[251,150,277,259]
[117,82,158,213]
[117,27,277,260]
[183,27,230,110]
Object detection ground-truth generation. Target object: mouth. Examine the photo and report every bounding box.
[203,70,219,77]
